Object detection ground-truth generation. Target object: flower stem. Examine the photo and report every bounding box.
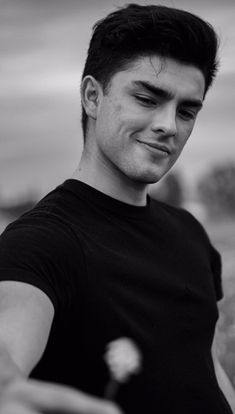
[104,378,119,400]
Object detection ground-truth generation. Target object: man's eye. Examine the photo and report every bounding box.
[179,109,196,120]
[135,95,156,106]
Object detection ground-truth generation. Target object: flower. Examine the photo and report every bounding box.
[104,337,142,383]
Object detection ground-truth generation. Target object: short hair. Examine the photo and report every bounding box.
[81,3,219,136]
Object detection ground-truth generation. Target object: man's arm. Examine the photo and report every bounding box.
[0,280,122,414]
[0,281,54,377]
[212,333,235,413]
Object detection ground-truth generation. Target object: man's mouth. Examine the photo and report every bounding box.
[137,140,171,156]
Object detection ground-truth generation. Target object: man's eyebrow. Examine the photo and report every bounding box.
[132,80,203,109]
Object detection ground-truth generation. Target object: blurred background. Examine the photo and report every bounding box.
[1,0,235,387]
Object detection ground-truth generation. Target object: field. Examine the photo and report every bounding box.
[204,217,235,386]
[0,216,10,234]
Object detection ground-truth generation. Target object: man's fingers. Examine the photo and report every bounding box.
[7,379,123,414]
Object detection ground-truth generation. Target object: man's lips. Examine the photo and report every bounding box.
[136,140,171,155]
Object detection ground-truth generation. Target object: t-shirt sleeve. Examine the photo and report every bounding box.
[210,243,223,301]
[0,213,84,312]
[179,207,223,302]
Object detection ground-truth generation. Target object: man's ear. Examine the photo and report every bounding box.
[80,76,102,120]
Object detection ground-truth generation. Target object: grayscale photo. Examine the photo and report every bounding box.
[0,1,235,413]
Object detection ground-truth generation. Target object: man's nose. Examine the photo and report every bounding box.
[151,105,177,137]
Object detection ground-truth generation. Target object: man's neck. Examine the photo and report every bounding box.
[72,154,149,207]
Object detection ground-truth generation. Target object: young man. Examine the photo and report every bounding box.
[0,4,234,414]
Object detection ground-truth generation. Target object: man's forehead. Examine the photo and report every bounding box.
[116,56,205,99]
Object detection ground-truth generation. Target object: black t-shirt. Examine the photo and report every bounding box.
[0,179,232,414]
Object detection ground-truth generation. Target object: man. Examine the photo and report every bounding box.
[0,4,234,413]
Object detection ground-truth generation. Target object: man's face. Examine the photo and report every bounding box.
[92,56,205,184]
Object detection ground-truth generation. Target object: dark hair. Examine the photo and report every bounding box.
[81,3,219,136]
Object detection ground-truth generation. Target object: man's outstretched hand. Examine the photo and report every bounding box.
[0,378,123,414]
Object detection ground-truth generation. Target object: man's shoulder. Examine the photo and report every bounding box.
[150,197,208,236]
[0,182,78,246]
[150,197,196,221]
[8,179,85,229]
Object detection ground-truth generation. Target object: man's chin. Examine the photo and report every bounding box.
[122,163,171,185]
[138,168,168,183]
[130,172,165,185]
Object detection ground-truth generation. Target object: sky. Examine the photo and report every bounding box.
[1,0,235,202]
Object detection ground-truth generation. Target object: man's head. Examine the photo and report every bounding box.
[81,3,219,137]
